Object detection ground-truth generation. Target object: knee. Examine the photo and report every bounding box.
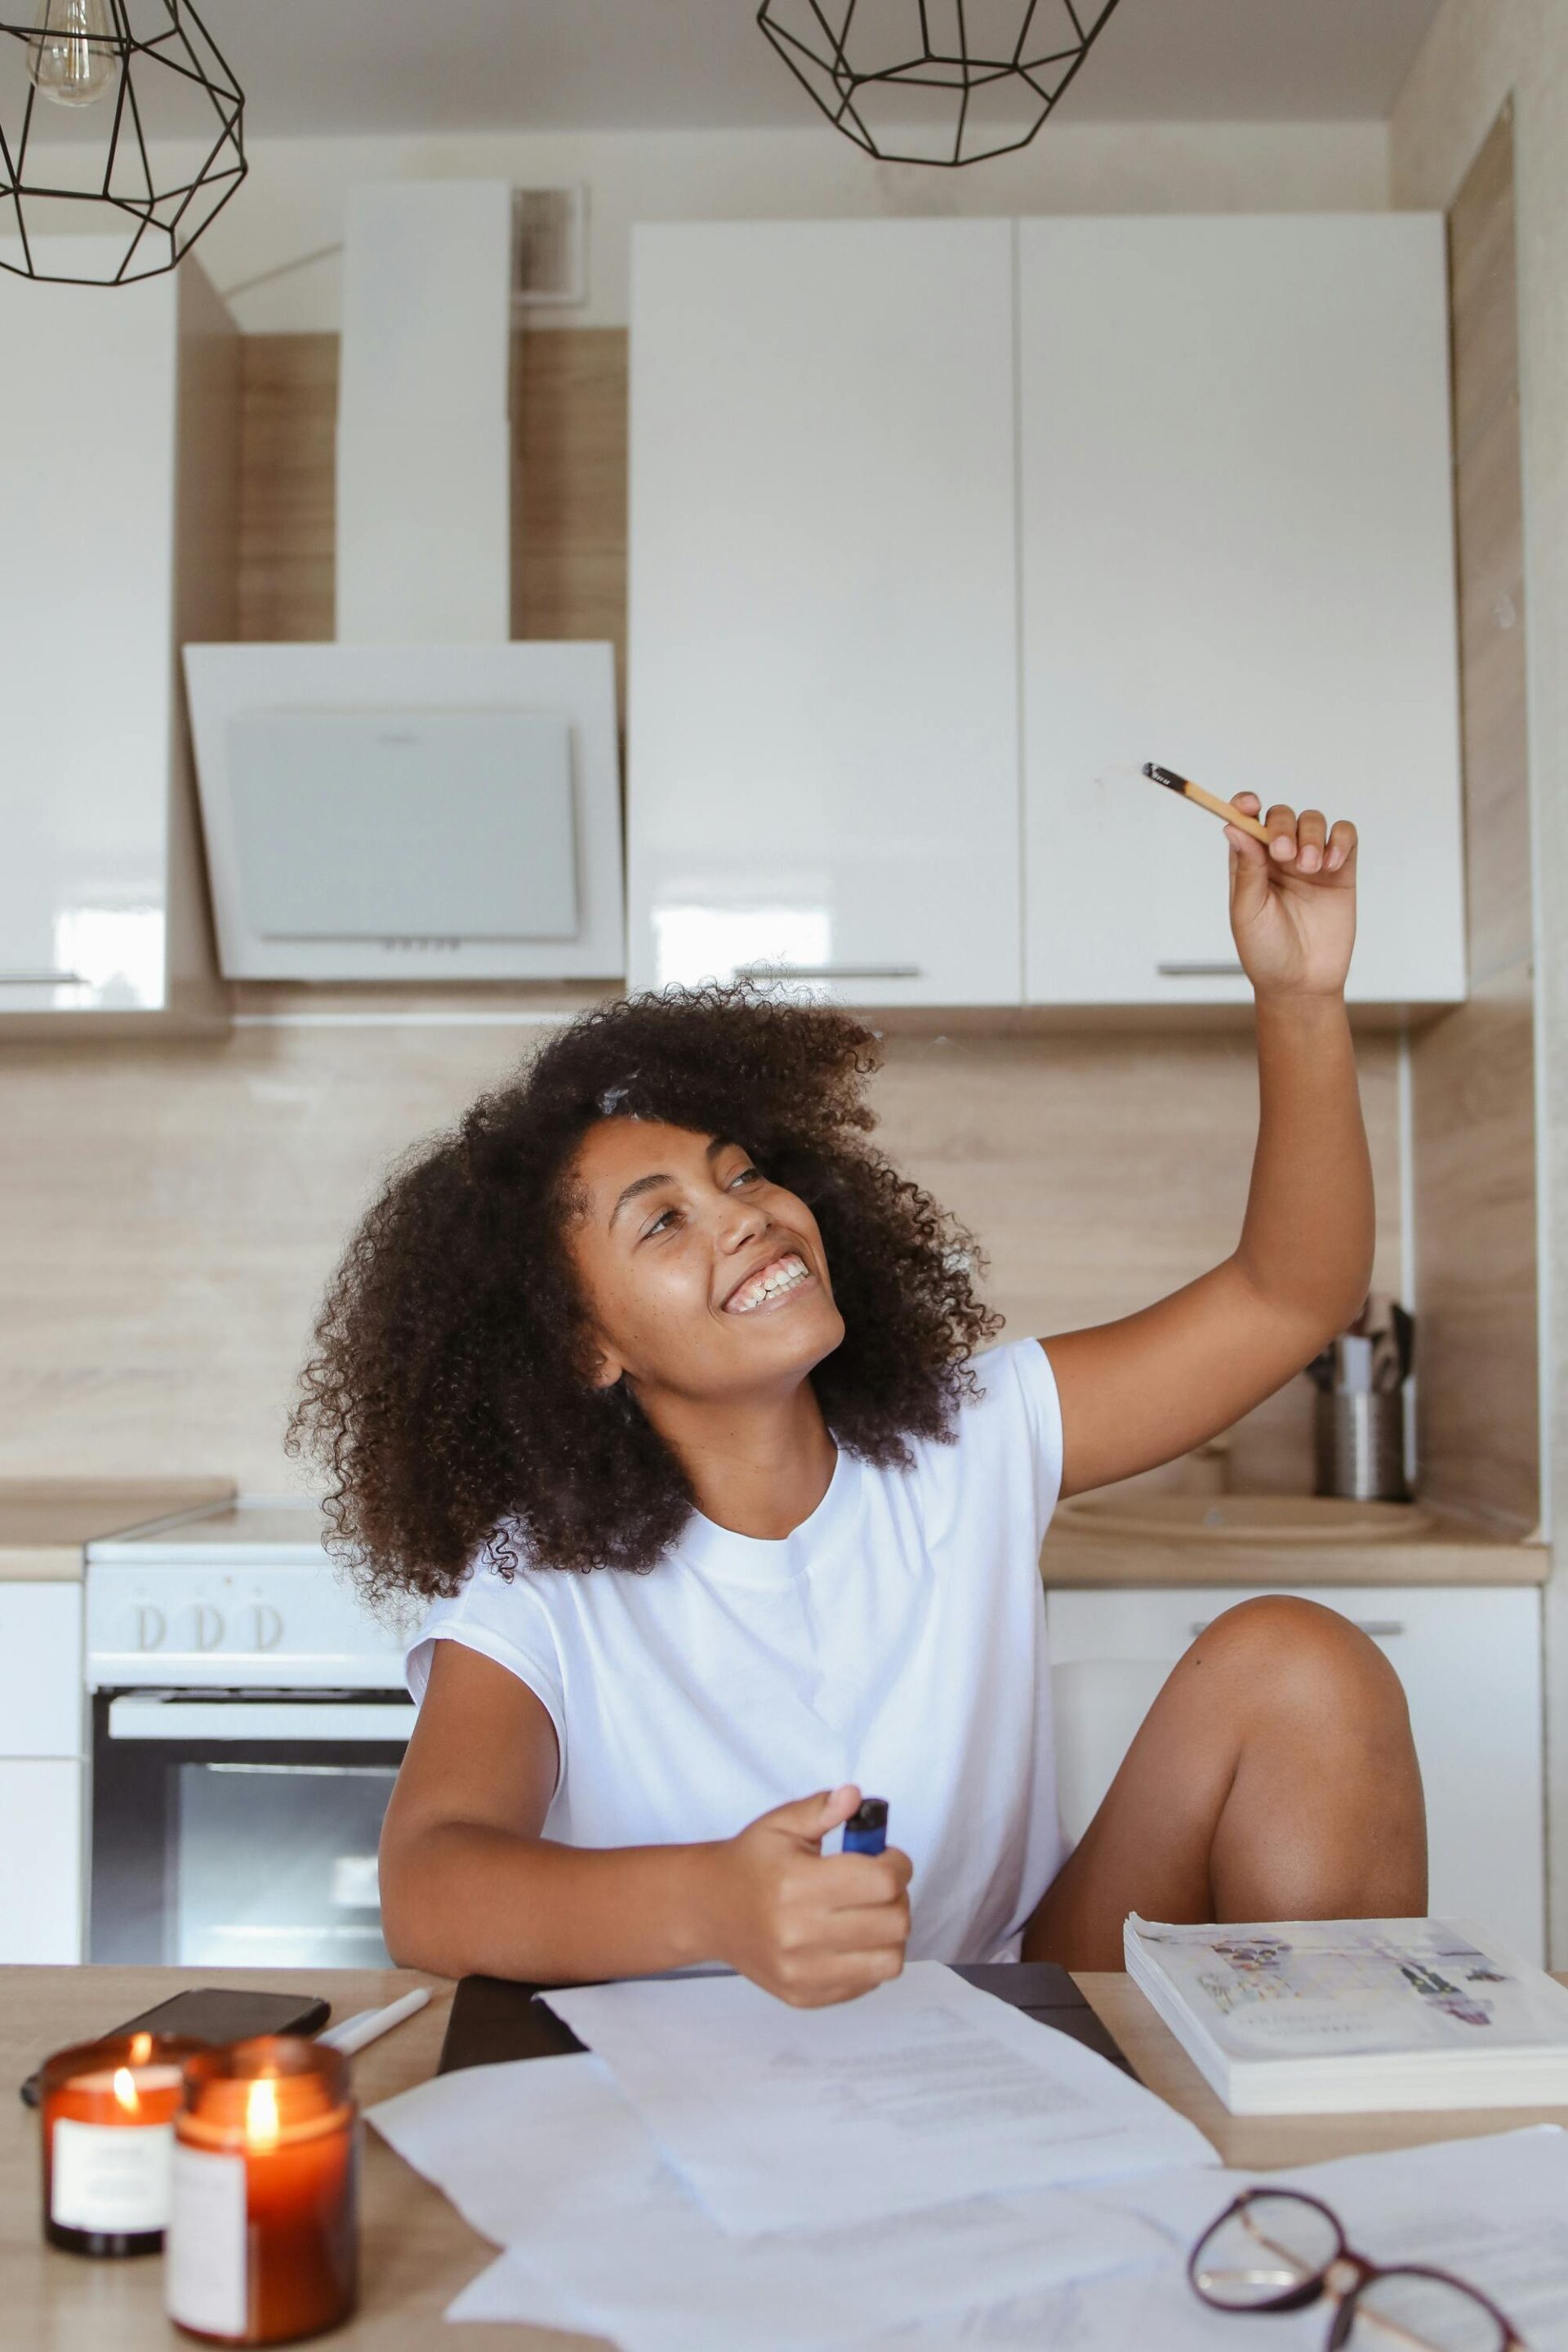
[1187,1596,1410,1733]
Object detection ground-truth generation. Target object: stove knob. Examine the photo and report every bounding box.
[251,1604,283,1652]
[134,1603,166,1652]
[191,1603,225,1652]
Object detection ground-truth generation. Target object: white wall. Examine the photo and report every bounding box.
[25,119,1388,333]
[1391,0,1568,1958]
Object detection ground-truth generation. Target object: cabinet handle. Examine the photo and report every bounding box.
[0,969,86,986]
[1189,1617,1406,1640]
[737,962,924,982]
[1157,962,1245,979]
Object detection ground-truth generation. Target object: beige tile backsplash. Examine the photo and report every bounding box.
[0,1022,1401,1494]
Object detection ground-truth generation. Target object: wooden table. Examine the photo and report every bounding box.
[7,1965,1568,2348]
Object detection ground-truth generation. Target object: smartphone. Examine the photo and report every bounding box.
[21,1987,332,2106]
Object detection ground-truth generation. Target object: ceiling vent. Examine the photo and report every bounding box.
[512,185,587,308]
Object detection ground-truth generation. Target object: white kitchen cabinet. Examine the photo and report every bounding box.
[0,1762,84,1963]
[0,1584,84,1962]
[0,240,235,1030]
[0,1583,82,1757]
[1018,216,1464,1009]
[630,213,1463,1013]
[628,220,1022,1006]
[1046,1586,1544,1962]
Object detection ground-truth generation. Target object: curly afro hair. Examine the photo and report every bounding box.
[288,987,1000,1602]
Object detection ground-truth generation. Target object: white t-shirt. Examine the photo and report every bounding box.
[405,1336,1067,1962]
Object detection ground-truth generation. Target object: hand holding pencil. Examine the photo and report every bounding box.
[1221,788,1358,1000]
[1143,762,1358,1001]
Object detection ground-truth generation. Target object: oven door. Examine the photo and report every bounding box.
[90,1690,415,1967]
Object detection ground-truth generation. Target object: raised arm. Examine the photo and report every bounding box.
[1045,795,1372,1499]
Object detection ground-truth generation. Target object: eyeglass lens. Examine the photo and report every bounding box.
[1194,2194,1342,2310]
[1345,2268,1508,2352]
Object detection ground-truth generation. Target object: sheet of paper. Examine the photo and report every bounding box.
[855,2127,1568,2352]
[445,2192,1171,2352]
[849,2267,1309,2352]
[1085,2125,1568,2349]
[441,2253,596,2340]
[369,2051,1170,2352]
[544,1962,1214,2234]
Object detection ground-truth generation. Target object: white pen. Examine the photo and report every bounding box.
[318,1985,431,2056]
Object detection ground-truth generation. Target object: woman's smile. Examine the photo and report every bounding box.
[721,1249,817,1315]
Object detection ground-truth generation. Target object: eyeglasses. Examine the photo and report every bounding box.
[1188,2188,1527,2352]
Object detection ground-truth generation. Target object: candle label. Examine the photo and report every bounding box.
[51,2116,174,2234]
[166,2143,247,2340]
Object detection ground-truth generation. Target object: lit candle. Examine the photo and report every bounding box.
[167,2035,358,2345]
[38,2030,203,2256]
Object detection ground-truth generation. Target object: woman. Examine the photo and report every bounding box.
[292,794,1425,2001]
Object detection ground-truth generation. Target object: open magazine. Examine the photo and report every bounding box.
[1125,1916,1568,2114]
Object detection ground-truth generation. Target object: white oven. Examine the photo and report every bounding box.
[86,1504,416,1970]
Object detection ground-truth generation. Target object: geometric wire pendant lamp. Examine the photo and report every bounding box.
[758,0,1124,167]
[0,0,244,283]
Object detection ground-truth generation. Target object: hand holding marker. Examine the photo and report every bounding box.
[717,1786,909,2006]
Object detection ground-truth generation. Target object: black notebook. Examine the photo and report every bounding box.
[438,1962,1132,2078]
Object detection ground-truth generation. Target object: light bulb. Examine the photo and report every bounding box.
[25,0,119,109]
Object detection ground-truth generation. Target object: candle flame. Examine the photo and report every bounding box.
[112,2066,140,2115]
[246,2074,281,2147]
[128,2031,153,2065]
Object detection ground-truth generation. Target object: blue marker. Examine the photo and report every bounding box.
[843,1797,889,1855]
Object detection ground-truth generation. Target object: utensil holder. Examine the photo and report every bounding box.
[1314,1390,1407,1502]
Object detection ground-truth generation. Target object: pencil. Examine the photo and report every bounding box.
[1142,763,1272,846]
[318,1986,430,2055]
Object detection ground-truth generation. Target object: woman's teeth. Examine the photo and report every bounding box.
[727,1254,810,1314]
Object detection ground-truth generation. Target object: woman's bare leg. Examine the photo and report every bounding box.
[1023,1597,1428,1971]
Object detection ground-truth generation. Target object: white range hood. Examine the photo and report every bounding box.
[185,180,623,984]
[335,180,512,644]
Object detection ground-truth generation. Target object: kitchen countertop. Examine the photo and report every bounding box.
[7,1963,1568,2350]
[0,1481,236,1581]
[1043,1513,1548,1588]
[102,1499,1539,1587]
[87,1499,332,1558]
[1,1481,1542,1592]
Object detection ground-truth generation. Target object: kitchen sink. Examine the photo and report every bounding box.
[1055,1493,1432,1544]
